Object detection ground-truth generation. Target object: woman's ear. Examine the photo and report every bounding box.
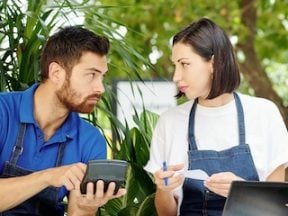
[210,55,214,74]
[48,62,65,85]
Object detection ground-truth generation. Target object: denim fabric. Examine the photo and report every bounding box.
[180,93,259,216]
[1,124,65,216]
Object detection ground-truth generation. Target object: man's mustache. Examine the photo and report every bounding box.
[86,94,102,101]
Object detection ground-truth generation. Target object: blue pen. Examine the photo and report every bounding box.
[162,161,168,186]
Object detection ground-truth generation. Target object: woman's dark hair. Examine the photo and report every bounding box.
[40,26,110,81]
[173,18,240,99]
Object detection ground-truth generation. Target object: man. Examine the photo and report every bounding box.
[0,26,126,215]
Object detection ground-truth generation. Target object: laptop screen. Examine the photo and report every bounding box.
[222,181,288,216]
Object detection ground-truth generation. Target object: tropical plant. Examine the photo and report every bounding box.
[0,0,70,91]
[83,85,159,215]
[2,0,288,215]
[96,102,159,215]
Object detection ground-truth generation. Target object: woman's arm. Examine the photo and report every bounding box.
[266,164,285,181]
[155,189,178,216]
[153,164,184,216]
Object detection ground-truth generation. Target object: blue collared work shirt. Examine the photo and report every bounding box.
[0,83,106,199]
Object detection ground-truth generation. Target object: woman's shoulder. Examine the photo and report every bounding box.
[154,100,194,129]
[238,92,277,107]
[160,100,194,118]
[238,92,280,114]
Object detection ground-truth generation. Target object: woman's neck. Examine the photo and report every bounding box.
[198,93,234,107]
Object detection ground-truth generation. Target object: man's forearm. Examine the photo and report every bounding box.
[0,170,49,212]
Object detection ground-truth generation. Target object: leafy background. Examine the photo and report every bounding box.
[0,0,287,215]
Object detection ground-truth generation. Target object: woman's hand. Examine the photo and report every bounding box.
[153,163,185,193]
[204,172,244,197]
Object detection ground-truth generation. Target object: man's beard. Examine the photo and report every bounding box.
[56,79,102,113]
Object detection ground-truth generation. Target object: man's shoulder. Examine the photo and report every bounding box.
[76,117,106,154]
[0,90,23,99]
[0,91,24,110]
[0,85,37,105]
[74,115,104,137]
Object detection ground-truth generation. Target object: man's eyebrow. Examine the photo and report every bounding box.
[86,67,104,73]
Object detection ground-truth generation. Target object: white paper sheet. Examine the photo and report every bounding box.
[184,169,209,180]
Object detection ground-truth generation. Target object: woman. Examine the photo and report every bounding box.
[144,18,288,216]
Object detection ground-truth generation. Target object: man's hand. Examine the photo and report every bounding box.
[204,172,244,197]
[68,180,126,215]
[44,162,86,190]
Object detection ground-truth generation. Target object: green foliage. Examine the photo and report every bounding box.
[89,0,288,104]
[0,0,68,91]
[1,0,288,215]
[1,0,159,214]
[94,90,159,215]
[97,104,158,216]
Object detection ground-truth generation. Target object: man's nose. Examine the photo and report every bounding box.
[94,78,105,94]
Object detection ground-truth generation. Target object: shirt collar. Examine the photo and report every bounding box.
[19,83,39,124]
[44,112,78,145]
[19,83,78,143]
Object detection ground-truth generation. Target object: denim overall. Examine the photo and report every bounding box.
[180,93,259,216]
[0,124,65,216]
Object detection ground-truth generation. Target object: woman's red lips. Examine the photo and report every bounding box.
[179,86,188,93]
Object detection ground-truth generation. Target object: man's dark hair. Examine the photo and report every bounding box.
[173,18,240,99]
[40,26,110,81]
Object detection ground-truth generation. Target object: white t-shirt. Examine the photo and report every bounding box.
[144,93,288,212]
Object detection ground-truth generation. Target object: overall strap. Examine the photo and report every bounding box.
[9,123,66,167]
[55,142,66,167]
[10,123,26,165]
[188,99,198,150]
[233,92,246,145]
[188,93,246,150]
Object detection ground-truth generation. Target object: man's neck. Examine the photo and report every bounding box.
[33,83,69,141]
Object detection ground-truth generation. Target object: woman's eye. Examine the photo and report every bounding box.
[181,62,190,67]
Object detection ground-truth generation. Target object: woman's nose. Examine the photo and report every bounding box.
[172,67,182,83]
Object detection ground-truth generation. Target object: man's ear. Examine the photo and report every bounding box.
[48,62,65,85]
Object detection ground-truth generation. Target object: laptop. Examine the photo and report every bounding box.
[222,181,288,216]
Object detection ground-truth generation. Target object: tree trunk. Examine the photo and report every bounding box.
[238,0,288,127]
